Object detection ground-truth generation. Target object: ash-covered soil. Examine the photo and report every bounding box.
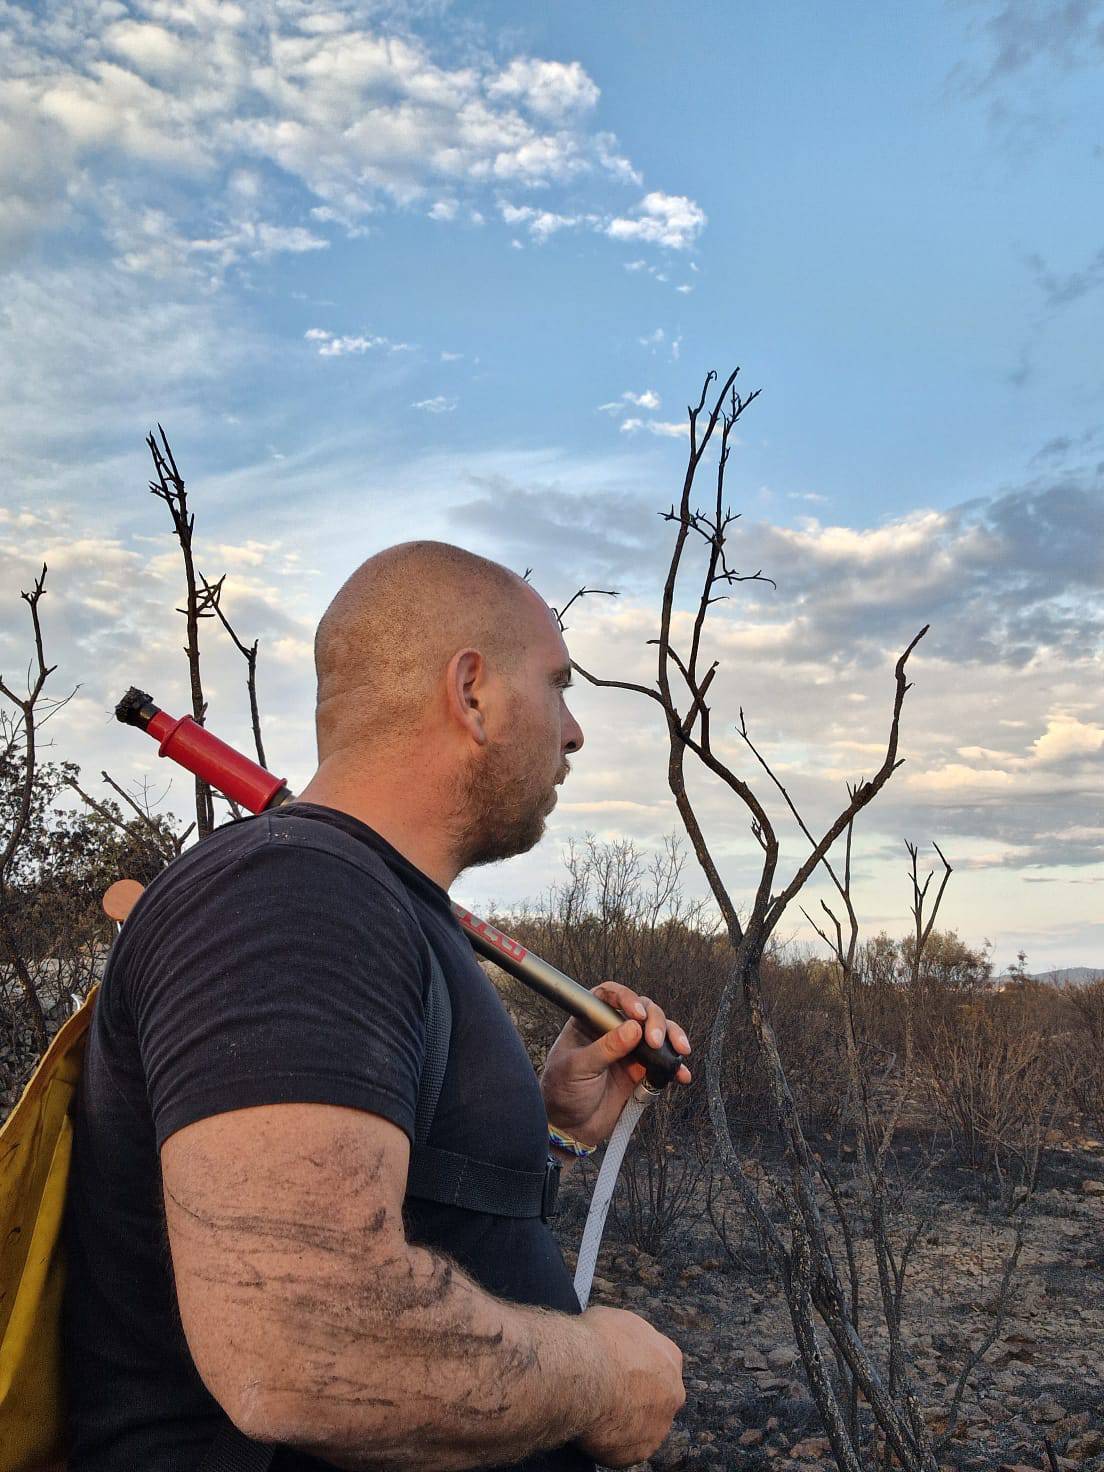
[552,1135,1104,1472]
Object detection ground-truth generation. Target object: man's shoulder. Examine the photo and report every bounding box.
[116,811,426,981]
[148,809,410,902]
[98,811,433,1041]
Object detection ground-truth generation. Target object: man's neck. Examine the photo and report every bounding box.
[295,764,459,892]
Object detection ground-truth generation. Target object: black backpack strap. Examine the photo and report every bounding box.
[196,1422,276,1472]
[407,1142,560,1220]
[405,946,559,1221]
[413,945,452,1147]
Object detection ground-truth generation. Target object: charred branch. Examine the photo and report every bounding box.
[565,365,946,1469]
[197,572,267,768]
[148,427,213,837]
[0,565,57,1048]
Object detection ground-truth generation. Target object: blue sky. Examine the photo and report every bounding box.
[1,0,1102,969]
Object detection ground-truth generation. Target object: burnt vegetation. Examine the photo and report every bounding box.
[489,844,1104,1468]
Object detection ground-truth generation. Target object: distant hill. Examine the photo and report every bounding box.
[994,966,1103,989]
[1030,966,1104,987]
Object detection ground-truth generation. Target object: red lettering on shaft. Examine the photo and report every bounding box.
[452,906,529,964]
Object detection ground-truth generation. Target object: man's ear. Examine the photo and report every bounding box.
[445,648,488,745]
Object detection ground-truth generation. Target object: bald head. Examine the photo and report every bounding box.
[314,541,547,759]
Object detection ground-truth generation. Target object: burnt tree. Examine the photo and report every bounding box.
[572,368,940,1472]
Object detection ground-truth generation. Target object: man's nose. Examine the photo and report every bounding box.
[564,709,584,754]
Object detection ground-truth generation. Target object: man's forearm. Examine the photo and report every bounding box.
[165,1115,609,1470]
[244,1239,604,1471]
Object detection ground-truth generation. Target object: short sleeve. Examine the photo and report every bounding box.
[123,826,429,1150]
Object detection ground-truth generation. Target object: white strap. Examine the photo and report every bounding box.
[573,1084,655,1309]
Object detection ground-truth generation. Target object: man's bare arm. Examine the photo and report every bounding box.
[162,1102,681,1471]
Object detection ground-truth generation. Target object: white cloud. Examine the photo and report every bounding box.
[635,327,681,362]
[497,191,707,254]
[774,509,952,568]
[607,192,707,250]
[596,388,683,441]
[1030,713,1104,765]
[0,108,79,264]
[906,711,1104,811]
[486,58,600,120]
[412,395,458,413]
[103,19,192,80]
[618,418,686,440]
[498,200,587,241]
[91,184,329,284]
[0,7,668,279]
[598,389,661,413]
[622,257,689,291]
[305,327,413,356]
[194,220,329,263]
[908,764,1019,794]
[593,132,642,186]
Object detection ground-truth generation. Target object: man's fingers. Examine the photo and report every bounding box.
[574,1017,643,1073]
[590,981,693,1059]
[570,1013,693,1088]
[591,981,648,1021]
[608,1018,642,1057]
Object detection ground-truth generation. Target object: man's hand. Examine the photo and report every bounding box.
[576,1305,685,1467]
[539,983,692,1147]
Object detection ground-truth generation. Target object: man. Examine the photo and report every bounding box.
[64,541,691,1470]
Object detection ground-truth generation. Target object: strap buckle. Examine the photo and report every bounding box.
[541,1155,561,1222]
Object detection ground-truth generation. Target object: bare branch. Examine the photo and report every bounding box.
[765,625,929,934]
[197,571,268,768]
[553,586,618,632]
[148,428,214,835]
[0,565,57,1048]
[571,662,664,706]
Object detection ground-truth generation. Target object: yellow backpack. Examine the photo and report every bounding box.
[0,989,95,1472]
[0,880,143,1472]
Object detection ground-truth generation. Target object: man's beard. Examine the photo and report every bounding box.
[451,737,561,872]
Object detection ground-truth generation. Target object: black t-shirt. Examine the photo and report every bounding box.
[63,804,594,1472]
